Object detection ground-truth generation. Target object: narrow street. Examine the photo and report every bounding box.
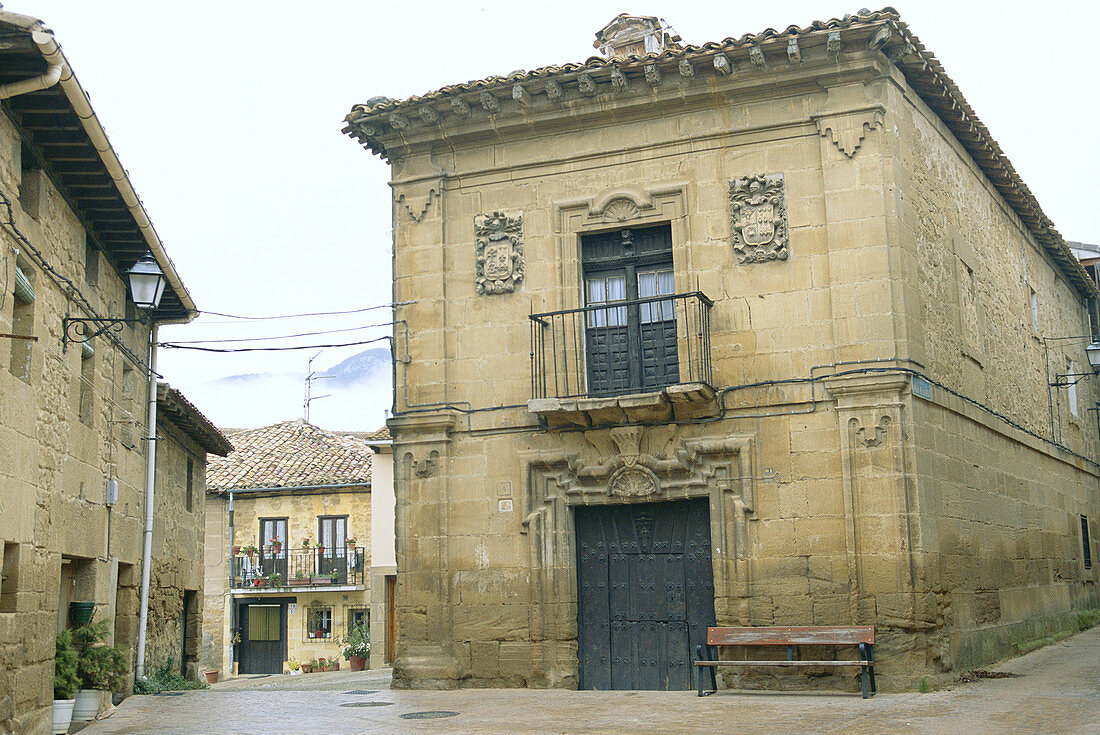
[79,626,1100,735]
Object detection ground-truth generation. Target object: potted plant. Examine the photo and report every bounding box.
[241,543,258,557]
[71,621,128,722]
[301,537,312,550]
[287,660,301,675]
[269,572,284,588]
[340,622,370,671]
[345,536,357,549]
[204,669,219,684]
[269,537,282,554]
[231,544,241,554]
[290,570,308,587]
[54,630,79,735]
[330,569,340,585]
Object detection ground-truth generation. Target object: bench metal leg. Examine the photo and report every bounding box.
[859,642,875,698]
[695,644,717,696]
[867,644,876,695]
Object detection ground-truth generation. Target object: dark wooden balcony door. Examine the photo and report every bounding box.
[576,498,715,690]
[582,225,678,397]
[318,516,347,583]
[259,518,287,579]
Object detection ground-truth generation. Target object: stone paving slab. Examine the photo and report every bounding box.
[80,627,1100,734]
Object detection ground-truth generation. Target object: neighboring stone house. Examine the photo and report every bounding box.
[343,10,1100,692]
[0,8,228,731]
[203,420,373,676]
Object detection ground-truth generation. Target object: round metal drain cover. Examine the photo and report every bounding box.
[340,701,393,707]
[400,711,460,720]
[342,690,380,695]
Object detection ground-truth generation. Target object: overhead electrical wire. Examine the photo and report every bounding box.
[159,336,391,353]
[160,320,395,345]
[196,301,412,321]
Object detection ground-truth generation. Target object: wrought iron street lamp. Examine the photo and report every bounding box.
[1086,341,1100,373]
[62,252,167,350]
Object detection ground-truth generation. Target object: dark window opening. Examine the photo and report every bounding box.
[347,606,369,636]
[185,458,194,512]
[1082,515,1093,570]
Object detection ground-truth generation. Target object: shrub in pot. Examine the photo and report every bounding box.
[340,622,371,671]
[72,621,129,721]
[54,630,79,735]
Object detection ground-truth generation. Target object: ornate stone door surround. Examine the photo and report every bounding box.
[520,425,755,680]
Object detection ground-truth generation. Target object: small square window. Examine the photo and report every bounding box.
[306,604,333,640]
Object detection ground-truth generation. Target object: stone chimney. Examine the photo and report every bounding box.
[594,14,681,58]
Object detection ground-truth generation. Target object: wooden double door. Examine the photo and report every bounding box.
[576,498,715,690]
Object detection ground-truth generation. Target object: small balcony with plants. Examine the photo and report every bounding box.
[528,290,717,427]
[229,541,365,592]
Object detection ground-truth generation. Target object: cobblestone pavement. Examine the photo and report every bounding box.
[80,627,1100,735]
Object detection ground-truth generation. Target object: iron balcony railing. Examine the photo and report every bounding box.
[530,291,713,400]
[230,547,365,589]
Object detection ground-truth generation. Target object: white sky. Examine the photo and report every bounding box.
[10,0,1100,428]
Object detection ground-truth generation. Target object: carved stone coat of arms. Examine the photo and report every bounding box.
[729,174,789,264]
[474,211,524,294]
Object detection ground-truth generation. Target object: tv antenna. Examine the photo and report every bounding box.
[303,351,333,422]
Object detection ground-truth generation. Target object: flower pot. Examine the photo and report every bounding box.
[69,601,95,626]
[71,689,102,721]
[204,670,219,684]
[301,664,312,673]
[289,579,308,586]
[348,654,366,671]
[52,699,75,735]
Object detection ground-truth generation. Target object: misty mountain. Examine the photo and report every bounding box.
[319,347,392,387]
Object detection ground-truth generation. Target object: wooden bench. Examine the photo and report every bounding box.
[694,626,876,698]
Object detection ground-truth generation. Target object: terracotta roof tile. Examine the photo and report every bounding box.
[207,419,372,492]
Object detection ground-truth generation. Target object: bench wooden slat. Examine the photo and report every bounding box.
[706,626,874,646]
[694,660,871,667]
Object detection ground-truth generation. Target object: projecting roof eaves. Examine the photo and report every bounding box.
[342,7,1097,302]
[0,10,197,322]
[156,383,233,456]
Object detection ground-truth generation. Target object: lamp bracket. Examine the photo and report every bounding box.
[63,316,146,352]
[1049,372,1094,388]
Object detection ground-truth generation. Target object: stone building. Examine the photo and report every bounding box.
[343,9,1100,692]
[0,7,229,730]
[203,420,374,675]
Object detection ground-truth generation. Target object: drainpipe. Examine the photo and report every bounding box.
[134,325,159,680]
[0,31,62,99]
[227,490,235,674]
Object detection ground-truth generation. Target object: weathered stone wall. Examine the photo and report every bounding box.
[887,71,1100,676]
[0,106,209,729]
[145,422,208,679]
[202,495,228,674]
